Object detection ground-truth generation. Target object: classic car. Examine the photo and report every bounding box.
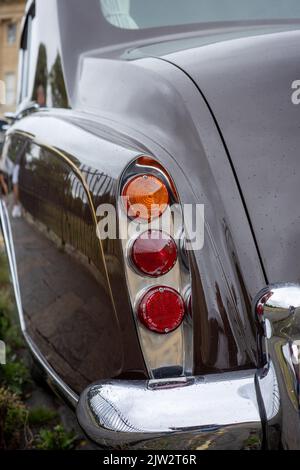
[1,0,300,450]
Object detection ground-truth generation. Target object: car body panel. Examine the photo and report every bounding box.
[2,0,300,449]
[3,0,279,385]
[158,27,300,284]
[4,118,149,392]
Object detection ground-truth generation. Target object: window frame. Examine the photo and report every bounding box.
[18,2,36,105]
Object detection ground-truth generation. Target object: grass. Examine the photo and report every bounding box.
[0,387,29,450]
[0,243,77,450]
[243,433,261,450]
[0,251,30,395]
[28,407,58,426]
[0,252,24,351]
[0,252,10,286]
[35,425,77,450]
[0,358,31,395]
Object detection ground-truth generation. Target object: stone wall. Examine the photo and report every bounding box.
[0,0,26,118]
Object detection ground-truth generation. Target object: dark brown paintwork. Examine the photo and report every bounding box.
[2,0,299,394]
[160,29,300,285]
[4,129,148,392]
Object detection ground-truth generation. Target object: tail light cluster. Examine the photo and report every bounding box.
[123,174,169,221]
[131,230,177,278]
[138,286,185,334]
[119,156,192,338]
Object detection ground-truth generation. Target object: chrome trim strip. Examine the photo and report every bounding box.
[0,199,78,407]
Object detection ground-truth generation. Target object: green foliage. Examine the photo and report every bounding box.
[0,387,28,450]
[0,245,78,450]
[28,407,58,426]
[36,425,77,450]
[0,299,10,338]
[0,253,26,390]
[0,296,24,349]
[243,433,261,450]
[0,357,31,395]
[0,253,23,349]
[4,323,24,349]
[0,288,12,315]
[0,253,10,286]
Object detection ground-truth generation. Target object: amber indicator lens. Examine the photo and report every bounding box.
[131,230,177,277]
[138,286,185,334]
[122,174,169,221]
[136,156,179,199]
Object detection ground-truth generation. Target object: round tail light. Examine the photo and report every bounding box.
[122,174,169,221]
[131,230,177,277]
[137,286,185,334]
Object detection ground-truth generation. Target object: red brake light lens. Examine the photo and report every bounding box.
[131,230,177,277]
[137,286,185,334]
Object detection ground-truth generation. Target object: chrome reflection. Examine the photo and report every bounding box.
[257,362,280,420]
[255,283,300,449]
[76,369,278,448]
[88,374,258,433]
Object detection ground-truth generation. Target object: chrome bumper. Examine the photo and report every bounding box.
[76,366,279,450]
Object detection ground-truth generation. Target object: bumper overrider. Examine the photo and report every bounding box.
[76,366,279,450]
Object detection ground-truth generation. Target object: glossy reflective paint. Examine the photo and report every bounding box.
[162,28,300,284]
[74,55,263,372]
[8,1,300,392]
[7,108,258,379]
[4,119,149,392]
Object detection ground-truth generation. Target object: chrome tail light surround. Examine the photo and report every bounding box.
[118,156,193,379]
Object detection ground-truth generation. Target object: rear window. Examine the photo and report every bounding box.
[100,0,300,30]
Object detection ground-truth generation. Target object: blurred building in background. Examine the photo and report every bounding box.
[0,0,26,118]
